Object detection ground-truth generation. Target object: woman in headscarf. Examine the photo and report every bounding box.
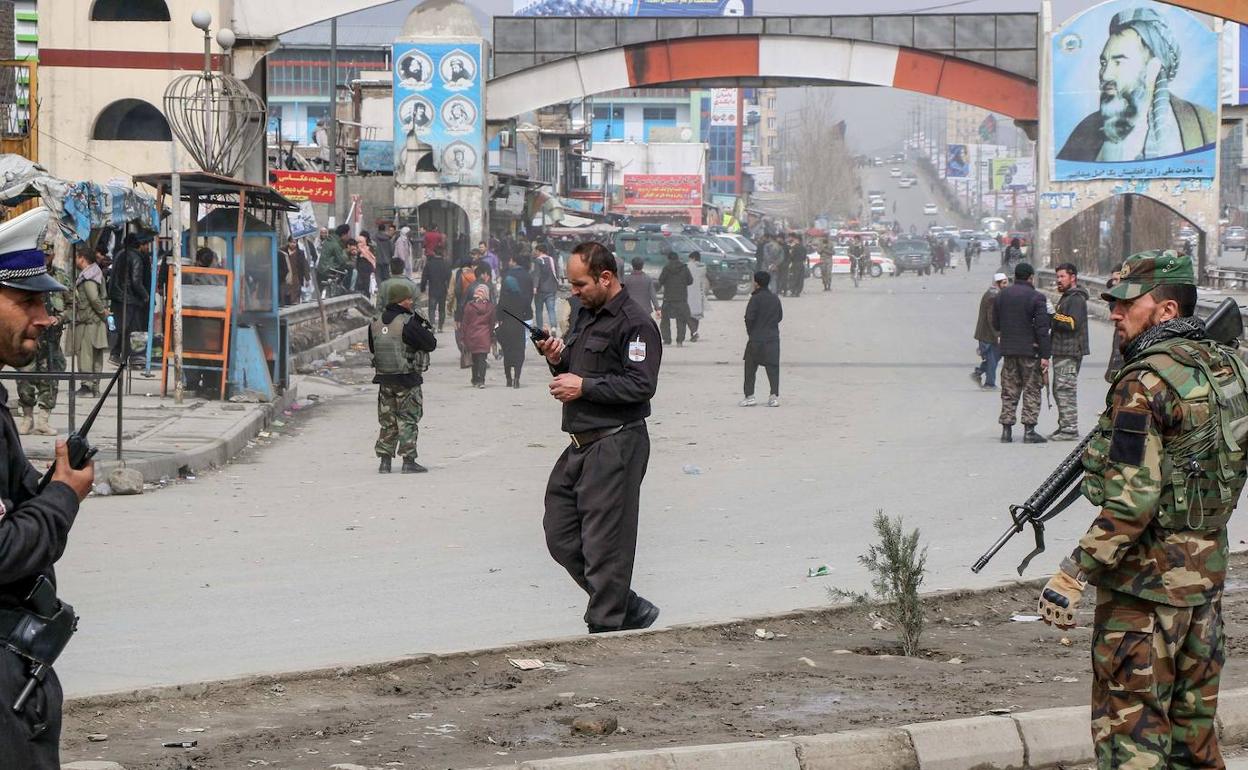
[497,254,535,388]
[355,231,378,295]
[460,283,496,388]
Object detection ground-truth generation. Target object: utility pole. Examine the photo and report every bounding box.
[328,16,338,175]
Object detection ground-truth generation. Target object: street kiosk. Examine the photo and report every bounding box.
[134,173,297,400]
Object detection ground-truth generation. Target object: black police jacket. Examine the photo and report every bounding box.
[551,287,662,434]
[0,384,80,607]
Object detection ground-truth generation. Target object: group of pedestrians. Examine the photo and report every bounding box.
[972,260,1089,443]
[754,232,810,298]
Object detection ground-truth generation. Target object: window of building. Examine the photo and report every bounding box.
[90,0,170,21]
[91,99,172,141]
[642,107,676,121]
[267,49,390,99]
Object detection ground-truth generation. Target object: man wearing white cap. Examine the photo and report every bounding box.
[972,272,1010,389]
[0,207,95,768]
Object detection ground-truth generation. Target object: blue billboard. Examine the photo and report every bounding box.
[392,42,483,186]
[1051,0,1218,181]
[514,0,751,16]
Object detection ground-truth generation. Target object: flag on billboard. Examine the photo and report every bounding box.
[978,114,997,142]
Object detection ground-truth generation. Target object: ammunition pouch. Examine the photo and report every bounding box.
[0,601,77,669]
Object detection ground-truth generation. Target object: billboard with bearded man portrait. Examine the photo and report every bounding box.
[1051,0,1217,181]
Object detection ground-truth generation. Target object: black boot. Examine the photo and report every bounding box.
[1000,426,1013,443]
[378,456,392,473]
[621,594,660,630]
[1023,426,1048,444]
[505,367,513,388]
[401,457,428,473]
[513,369,521,388]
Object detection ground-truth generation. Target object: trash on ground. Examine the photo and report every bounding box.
[807,565,830,578]
[163,740,198,748]
[798,657,817,668]
[1053,675,1079,683]
[681,464,701,475]
[1010,614,1042,622]
[86,733,108,741]
[508,658,544,671]
[754,628,775,640]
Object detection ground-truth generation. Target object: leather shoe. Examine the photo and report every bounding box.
[621,595,660,631]
[378,456,392,473]
[1000,426,1012,443]
[587,623,617,634]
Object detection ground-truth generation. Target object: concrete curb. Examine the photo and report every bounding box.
[290,324,368,370]
[92,385,298,483]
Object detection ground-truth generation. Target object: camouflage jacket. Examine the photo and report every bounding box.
[1076,332,1248,606]
[38,267,70,349]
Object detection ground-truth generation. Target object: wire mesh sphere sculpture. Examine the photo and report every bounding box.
[163,71,266,178]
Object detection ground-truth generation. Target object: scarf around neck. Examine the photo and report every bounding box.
[1124,316,1206,363]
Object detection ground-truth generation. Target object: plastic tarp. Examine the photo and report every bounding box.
[0,154,159,242]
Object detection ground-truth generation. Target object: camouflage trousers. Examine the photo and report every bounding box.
[18,345,66,411]
[376,383,423,460]
[998,355,1043,427]
[1053,355,1082,434]
[1092,589,1224,769]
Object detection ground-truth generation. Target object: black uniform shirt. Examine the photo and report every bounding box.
[551,286,662,433]
[0,384,80,605]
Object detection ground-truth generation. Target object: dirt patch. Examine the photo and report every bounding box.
[58,554,1248,769]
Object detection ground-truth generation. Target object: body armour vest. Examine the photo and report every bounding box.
[1083,337,1248,532]
[371,312,429,375]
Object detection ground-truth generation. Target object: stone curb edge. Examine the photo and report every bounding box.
[458,690,1248,770]
[91,384,298,484]
[84,319,369,484]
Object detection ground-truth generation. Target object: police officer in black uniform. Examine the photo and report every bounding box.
[0,207,94,768]
[537,241,663,633]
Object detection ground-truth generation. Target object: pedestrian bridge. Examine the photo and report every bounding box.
[487,13,1040,122]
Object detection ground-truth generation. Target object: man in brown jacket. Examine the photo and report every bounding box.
[972,272,1009,389]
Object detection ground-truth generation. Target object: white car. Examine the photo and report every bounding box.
[922,203,939,216]
[898,178,914,188]
[889,167,902,178]
[818,246,895,277]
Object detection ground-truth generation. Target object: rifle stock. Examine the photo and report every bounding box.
[970,295,1243,575]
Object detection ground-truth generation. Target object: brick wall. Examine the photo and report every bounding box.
[0,2,15,61]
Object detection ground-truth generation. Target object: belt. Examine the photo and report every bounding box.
[569,419,644,449]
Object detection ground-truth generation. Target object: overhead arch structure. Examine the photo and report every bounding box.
[486,35,1038,124]
[1159,0,1248,24]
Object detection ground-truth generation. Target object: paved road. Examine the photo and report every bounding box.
[52,189,1248,699]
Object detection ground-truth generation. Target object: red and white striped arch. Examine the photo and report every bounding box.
[486,35,1038,123]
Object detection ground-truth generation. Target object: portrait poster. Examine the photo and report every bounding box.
[393,42,483,185]
[946,144,969,178]
[1051,0,1218,181]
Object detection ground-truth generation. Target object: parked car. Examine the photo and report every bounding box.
[922,203,939,216]
[898,178,914,189]
[715,233,758,256]
[889,167,902,178]
[974,233,1000,251]
[1225,226,1247,251]
[649,233,751,301]
[889,238,933,275]
[1174,226,1198,252]
[819,246,895,277]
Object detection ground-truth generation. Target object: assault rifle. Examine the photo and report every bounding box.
[498,306,551,352]
[35,362,125,493]
[971,296,1245,576]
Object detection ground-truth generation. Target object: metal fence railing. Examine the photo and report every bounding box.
[0,369,125,461]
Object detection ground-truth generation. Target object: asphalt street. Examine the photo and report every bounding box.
[52,172,1248,697]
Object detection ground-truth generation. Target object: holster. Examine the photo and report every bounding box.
[0,600,77,669]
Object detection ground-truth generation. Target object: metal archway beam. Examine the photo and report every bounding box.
[487,36,1038,123]
[1159,0,1248,24]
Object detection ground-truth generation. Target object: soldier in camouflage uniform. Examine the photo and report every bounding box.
[16,253,70,436]
[1050,262,1090,440]
[1038,251,1248,769]
[368,279,436,473]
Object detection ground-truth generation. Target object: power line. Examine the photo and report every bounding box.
[37,128,137,178]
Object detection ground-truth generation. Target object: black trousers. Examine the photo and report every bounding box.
[544,424,650,629]
[111,301,145,361]
[661,303,688,344]
[470,352,488,385]
[0,650,62,769]
[744,340,779,397]
[428,293,446,330]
